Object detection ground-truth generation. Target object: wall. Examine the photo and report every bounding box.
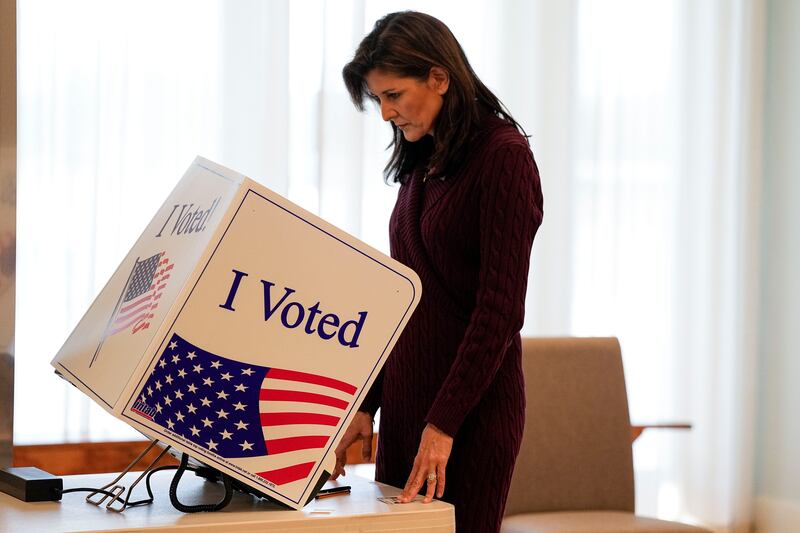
[755,0,800,530]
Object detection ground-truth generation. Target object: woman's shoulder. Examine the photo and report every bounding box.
[466,115,540,195]
[473,114,531,155]
[465,114,532,171]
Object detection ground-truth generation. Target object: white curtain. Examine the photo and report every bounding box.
[16,0,763,530]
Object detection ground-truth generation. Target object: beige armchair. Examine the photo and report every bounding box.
[502,337,710,533]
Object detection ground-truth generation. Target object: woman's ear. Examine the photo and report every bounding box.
[428,66,450,95]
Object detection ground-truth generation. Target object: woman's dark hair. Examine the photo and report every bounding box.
[342,11,525,183]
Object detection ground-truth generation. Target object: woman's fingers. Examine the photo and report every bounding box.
[436,464,446,498]
[400,461,423,502]
[422,463,437,503]
[399,424,453,503]
[400,462,443,503]
[331,411,373,480]
[330,449,346,480]
[361,433,373,462]
[331,432,352,480]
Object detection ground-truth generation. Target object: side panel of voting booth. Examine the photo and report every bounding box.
[52,159,242,411]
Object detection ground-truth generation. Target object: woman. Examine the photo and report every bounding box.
[333,11,543,532]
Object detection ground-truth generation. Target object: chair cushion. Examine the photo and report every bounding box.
[501,511,711,533]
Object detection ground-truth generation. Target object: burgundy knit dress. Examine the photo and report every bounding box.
[362,114,543,533]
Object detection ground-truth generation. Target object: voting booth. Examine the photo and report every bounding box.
[51,157,421,509]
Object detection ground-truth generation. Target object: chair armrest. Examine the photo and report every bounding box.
[631,423,692,443]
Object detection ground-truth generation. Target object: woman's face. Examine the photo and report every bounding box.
[365,68,449,142]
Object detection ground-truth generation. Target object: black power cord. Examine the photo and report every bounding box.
[58,453,234,512]
[168,453,233,513]
[60,464,186,507]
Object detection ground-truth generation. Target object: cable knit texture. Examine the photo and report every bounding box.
[363,114,543,533]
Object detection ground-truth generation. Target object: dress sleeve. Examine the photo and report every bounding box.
[424,143,543,437]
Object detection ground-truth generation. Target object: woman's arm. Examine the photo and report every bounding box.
[425,143,543,437]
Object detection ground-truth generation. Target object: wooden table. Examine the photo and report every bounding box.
[0,464,453,532]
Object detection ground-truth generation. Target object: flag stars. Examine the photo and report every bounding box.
[145,343,290,453]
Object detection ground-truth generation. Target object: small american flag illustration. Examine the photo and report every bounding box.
[109,252,173,336]
[90,252,173,367]
[131,333,356,486]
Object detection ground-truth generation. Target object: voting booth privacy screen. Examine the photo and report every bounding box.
[51,157,421,508]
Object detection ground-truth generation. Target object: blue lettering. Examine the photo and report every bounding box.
[262,281,296,321]
[281,302,305,328]
[338,311,367,348]
[237,277,369,348]
[219,269,249,311]
[156,204,180,238]
[318,313,340,340]
[304,302,322,334]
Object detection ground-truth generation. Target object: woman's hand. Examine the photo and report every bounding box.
[399,423,453,503]
[331,411,374,479]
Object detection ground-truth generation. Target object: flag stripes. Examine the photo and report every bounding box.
[257,462,315,486]
[265,368,357,395]
[260,412,340,427]
[265,435,329,455]
[259,389,349,409]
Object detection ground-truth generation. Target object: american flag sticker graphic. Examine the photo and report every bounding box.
[90,252,173,367]
[131,334,356,486]
[111,252,173,336]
